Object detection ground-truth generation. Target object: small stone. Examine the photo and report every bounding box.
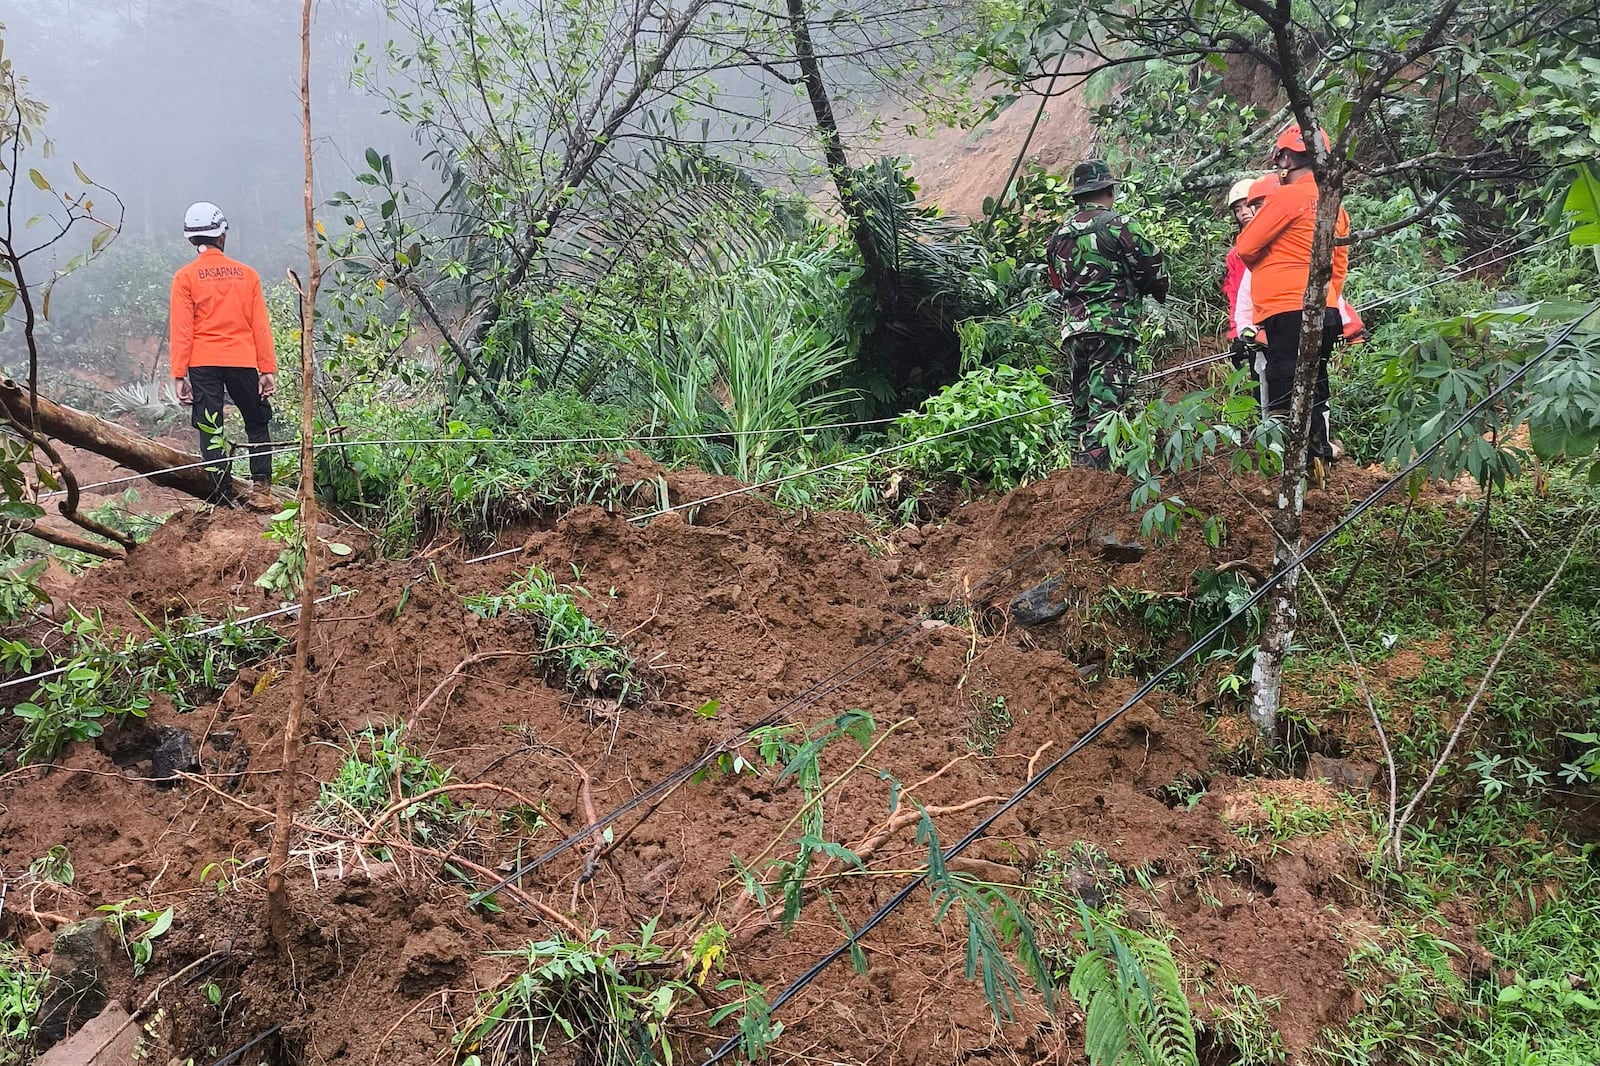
[898,525,923,548]
[209,731,237,753]
[1010,576,1069,626]
[1097,535,1146,564]
[152,727,200,783]
[1305,753,1379,791]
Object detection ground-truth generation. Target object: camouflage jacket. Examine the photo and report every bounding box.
[1044,205,1169,339]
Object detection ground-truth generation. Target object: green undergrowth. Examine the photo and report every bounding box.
[315,726,471,847]
[1296,473,1600,805]
[2,609,283,764]
[1319,809,1600,1066]
[1271,472,1600,1063]
[1089,567,1261,692]
[0,943,46,1066]
[466,566,638,702]
[315,390,636,548]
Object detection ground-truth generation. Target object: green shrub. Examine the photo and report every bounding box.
[643,264,857,479]
[896,363,1065,489]
[7,611,283,764]
[318,389,635,548]
[460,924,778,1066]
[316,727,466,846]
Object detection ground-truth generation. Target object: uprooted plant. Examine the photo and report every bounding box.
[455,919,779,1066]
[719,708,1055,1025]
[466,566,639,702]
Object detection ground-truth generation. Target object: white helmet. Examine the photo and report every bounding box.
[183,202,228,239]
[1226,178,1256,208]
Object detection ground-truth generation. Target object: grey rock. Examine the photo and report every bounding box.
[152,727,200,783]
[37,920,121,1048]
[1009,576,1070,626]
[1097,535,1146,564]
[34,1004,136,1066]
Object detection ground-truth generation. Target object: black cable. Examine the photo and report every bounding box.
[206,1024,283,1066]
[704,303,1600,1063]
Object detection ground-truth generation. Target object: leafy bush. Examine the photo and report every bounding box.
[7,610,282,764]
[1101,369,1278,540]
[0,561,45,628]
[318,389,635,548]
[896,363,1065,489]
[460,923,778,1066]
[466,567,638,702]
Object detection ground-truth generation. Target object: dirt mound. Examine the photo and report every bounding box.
[0,464,1407,1064]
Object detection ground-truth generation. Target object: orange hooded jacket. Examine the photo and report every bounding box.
[1233,171,1349,321]
[168,246,277,378]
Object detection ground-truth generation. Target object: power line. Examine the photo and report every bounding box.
[704,302,1600,1063]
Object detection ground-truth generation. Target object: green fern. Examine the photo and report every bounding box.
[1069,907,1199,1066]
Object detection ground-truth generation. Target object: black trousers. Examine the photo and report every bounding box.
[188,365,273,498]
[1259,308,1339,460]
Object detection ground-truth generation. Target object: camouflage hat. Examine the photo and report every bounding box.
[1069,159,1117,197]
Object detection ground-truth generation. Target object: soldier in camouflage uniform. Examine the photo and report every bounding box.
[1044,160,1169,469]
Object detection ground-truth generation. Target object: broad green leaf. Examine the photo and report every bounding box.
[0,500,44,522]
[1563,164,1600,246]
[27,168,50,191]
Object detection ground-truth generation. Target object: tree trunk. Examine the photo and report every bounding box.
[784,0,892,303]
[1249,171,1345,739]
[0,380,241,502]
[266,0,323,948]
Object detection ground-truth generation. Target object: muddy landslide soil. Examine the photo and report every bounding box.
[0,460,1417,1065]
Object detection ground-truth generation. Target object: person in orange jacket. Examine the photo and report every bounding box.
[1229,175,1365,348]
[169,202,277,506]
[1233,127,1351,478]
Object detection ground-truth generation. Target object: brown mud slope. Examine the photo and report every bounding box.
[2,462,1403,1065]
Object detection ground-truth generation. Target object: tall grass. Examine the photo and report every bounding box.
[646,267,857,479]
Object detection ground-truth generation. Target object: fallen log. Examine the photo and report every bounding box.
[0,379,238,501]
[24,521,125,560]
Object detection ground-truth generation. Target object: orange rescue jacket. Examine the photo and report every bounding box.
[1232,171,1349,321]
[169,247,277,378]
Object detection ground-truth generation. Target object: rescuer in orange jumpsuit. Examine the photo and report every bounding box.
[1233,127,1351,484]
[168,202,277,507]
